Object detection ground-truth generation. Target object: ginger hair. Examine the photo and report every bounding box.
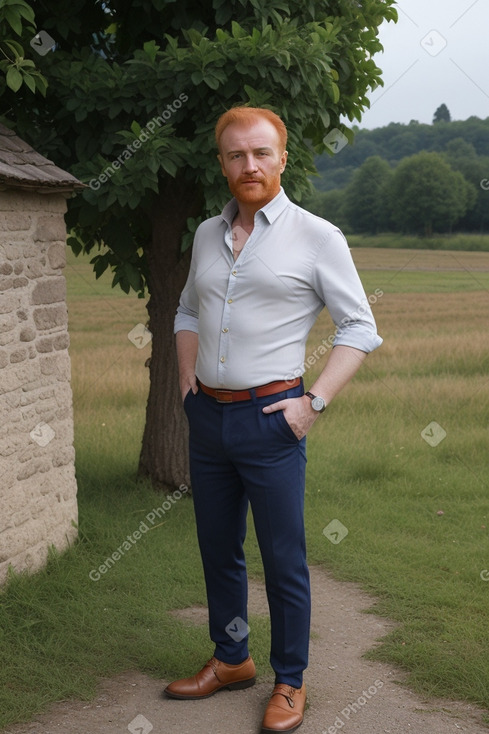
[215,106,287,152]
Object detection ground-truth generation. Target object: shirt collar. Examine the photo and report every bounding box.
[220,187,289,227]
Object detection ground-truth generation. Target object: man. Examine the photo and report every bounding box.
[166,107,382,732]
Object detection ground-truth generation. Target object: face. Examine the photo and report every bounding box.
[217,117,287,209]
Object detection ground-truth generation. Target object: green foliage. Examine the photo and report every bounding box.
[389,152,476,236]
[314,116,489,192]
[433,102,451,124]
[311,116,489,235]
[0,0,47,97]
[343,155,393,233]
[302,187,348,230]
[2,0,397,296]
[444,139,489,232]
[347,233,489,252]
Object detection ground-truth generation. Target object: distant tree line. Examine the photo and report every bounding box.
[304,111,489,235]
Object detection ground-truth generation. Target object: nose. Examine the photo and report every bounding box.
[243,154,258,173]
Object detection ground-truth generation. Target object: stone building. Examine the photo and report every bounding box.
[0,123,84,585]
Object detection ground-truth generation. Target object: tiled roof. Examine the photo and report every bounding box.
[0,123,85,193]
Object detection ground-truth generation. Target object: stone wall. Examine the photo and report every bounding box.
[0,188,78,585]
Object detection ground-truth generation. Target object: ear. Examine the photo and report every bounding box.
[217,153,227,178]
[280,150,288,173]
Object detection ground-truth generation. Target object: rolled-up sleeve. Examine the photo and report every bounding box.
[311,229,383,354]
[174,248,199,335]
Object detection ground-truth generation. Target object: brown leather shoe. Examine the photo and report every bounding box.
[164,655,256,699]
[261,683,307,732]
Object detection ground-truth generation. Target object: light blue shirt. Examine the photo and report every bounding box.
[175,188,382,389]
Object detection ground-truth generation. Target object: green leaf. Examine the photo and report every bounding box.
[231,21,247,39]
[65,97,80,111]
[215,28,229,43]
[124,263,142,292]
[202,73,220,90]
[318,109,330,129]
[6,66,22,93]
[4,7,23,35]
[331,82,340,104]
[160,158,177,177]
[22,72,36,93]
[108,103,122,119]
[74,106,88,122]
[35,75,47,96]
[143,40,159,63]
[91,256,109,279]
[3,40,24,57]
[15,0,35,23]
[67,235,83,257]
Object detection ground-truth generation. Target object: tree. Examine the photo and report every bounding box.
[433,103,451,124]
[312,115,489,194]
[385,131,418,157]
[0,0,47,97]
[302,188,348,231]
[444,139,489,232]
[389,152,475,236]
[343,155,392,233]
[2,0,397,489]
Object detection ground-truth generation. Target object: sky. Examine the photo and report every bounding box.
[357,0,489,129]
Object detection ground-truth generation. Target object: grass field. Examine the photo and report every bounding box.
[349,232,489,252]
[1,245,489,727]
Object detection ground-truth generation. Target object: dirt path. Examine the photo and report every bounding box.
[3,566,488,734]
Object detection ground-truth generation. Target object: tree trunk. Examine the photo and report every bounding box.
[137,177,201,490]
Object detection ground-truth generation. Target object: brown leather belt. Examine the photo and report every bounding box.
[198,377,301,403]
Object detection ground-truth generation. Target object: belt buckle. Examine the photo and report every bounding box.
[215,389,233,403]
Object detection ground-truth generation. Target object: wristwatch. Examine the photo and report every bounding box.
[305,391,327,413]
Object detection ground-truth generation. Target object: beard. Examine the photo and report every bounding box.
[227,173,281,208]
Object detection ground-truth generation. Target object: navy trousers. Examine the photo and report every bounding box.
[183,380,310,688]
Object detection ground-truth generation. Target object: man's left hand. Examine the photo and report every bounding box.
[262,395,320,440]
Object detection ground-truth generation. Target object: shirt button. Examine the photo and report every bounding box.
[232,270,237,276]
[222,328,229,333]
[220,356,225,363]
[227,298,233,304]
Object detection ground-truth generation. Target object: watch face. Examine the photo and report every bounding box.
[311,396,325,412]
